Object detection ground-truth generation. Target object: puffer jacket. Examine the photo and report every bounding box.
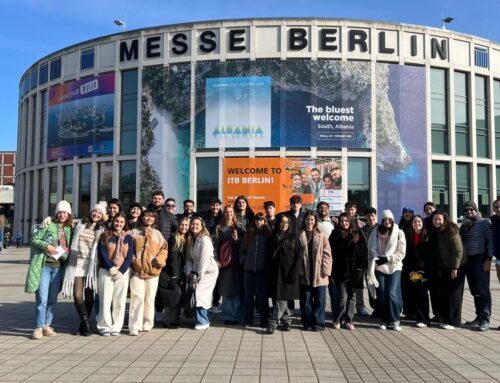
[25,222,73,293]
[240,230,269,272]
[132,227,168,279]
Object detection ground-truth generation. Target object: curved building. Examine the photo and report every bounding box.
[15,18,500,239]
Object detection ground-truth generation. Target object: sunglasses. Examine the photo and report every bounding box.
[165,204,176,208]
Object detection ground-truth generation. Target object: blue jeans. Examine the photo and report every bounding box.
[299,284,326,329]
[35,265,63,328]
[222,295,243,323]
[466,255,491,322]
[196,307,209,326]
[375,271,402,325]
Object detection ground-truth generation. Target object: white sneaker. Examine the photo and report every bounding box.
[415,322,427,328]
[393,323,402,331]
[440,324,455,330]
[129,330,139,336]
[195,323,209,330]
[379,323,387,330]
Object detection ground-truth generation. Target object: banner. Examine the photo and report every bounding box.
[223,157,342,214]
[47,72,114,160]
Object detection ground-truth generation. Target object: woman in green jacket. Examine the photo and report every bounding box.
[26,200,73,340]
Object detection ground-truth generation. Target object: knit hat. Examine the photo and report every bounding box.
[463,201,478,212]
[92,203,107,216]
[402,206,414,215]
[381,209,394,221]
[55,200,72,215]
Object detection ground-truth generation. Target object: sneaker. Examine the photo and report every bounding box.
[266,324,275,334]
[281,322,291,332]
[465,318,480,327]
[194,323,209,330]
[32,328,43,340]
[142,326,152,332]
[415,322,427,328]
[111,331,121,336]
[333,322,341,330]
[129,330,139,336]
[345,323,355,331]
[393,322,402,331]
[379,323,387,330]
[440,324,455,330]
[42,326,57,337]
[356,306,370,316]
[100,331,110,337]
[478,322,489,332]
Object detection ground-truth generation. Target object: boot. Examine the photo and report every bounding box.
[75,303,92,336]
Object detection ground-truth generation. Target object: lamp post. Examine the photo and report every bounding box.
[114,19,126,32]
[441,17,454,30]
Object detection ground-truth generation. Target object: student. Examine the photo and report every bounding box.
[127,202,144,230]
[62,203,106,336]
[26,200,73,339]
[97,212,134,336]
[234,195,254,231]
[129,210,168,336]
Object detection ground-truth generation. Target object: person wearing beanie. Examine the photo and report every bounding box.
[459,201,494,331]
[26,200,74,339]
[366,209,406,331]
[61,204,107,336]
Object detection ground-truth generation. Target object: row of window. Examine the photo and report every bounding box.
[431,69,500,160]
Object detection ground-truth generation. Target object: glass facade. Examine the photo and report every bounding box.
[456,163,470,219]
[39,90,47,163]
[30,95,37,166]
[431,68,448,154]
[475,76,489,158]
[80,48,94,70]
[477,165,490,216]
[79,163,92,218]
[36,169,44,223]
[454,72,469,156]
[39,63,48,85]
[48,167,58,215]
[432,161,449,213]
[98,162,113,203]
[196,158,219,213]
[347,158,370,211]
[63,165,73,205]
[49,58,61,81]
[494,80,500,160]
[119,160,136,209]
[497,166,500,198]
[120,70,138,155]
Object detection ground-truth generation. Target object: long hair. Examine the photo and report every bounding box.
[301,210,320,233]
[172,217,189,253]
[408,215,429,245]
[243,212,271,246]
[101,212,129,242]
[336,212,362,243]
[234,195,254,216]
[432,210,459,235]
[217,205,238,232]
[52,214,74,228]
[82,211,105,231]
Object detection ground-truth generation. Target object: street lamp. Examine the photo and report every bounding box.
[114,19,126,32]
[441,17,454,30]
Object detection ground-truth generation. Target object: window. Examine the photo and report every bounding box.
[432,161,449,213]
[494,80,500,160]
[431,68,448,154]
[36,169,44,223]
[63,165,73,205]
[49,58,62,80]
[40,90,48,163]
[454,72,469,156]
[474,47,489,69]
[39,64,48,85]
[347,157,370,211]
[475,76,489,158]
[48,167,58,215]
[81,48,95,70]
[79,163,92,218]
[477,165,490,216]
[120,70,138,155]
[119,161,136,210]
[496,166,500,198]
[456,163,470,219]
[98,162,113,202]
[30,95,37,166]
[30,70,38,90]
[196,158,219,213]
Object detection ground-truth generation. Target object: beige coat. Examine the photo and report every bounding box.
[298,230,332,287]
[132,227,168,279]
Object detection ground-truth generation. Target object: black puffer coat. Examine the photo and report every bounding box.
[329,229,367,288]
[267,233,301,300]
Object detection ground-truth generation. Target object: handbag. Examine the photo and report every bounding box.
[218,240,234,269]
[182,280,197,318]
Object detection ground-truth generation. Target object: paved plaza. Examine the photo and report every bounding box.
[0,247,499,383]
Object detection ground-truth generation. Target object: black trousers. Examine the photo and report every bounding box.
[437,266,466,327]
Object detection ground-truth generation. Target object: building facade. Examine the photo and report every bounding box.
[15,18,500,240]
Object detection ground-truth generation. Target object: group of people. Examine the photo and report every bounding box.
[24,191,500,340]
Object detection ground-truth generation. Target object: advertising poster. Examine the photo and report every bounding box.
[140,65,191,205]
[376,63,428,214]
[195,60,371,149]
[205,76,271,148]
[47,72,114,160]
[223,157,342,214]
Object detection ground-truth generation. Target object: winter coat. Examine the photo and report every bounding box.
[404,233,434,280]
[240,230,269,272]
[157,236,186,310]
[157,208,178,241]
[492,215,500,259]
[329,229,367,288]
[213,225,244,297]
[25,222,73,293]
[267,232,301,300]
[185,235,219,309]
[298,230,332,287]
[131,227,168,279]
[434,227,465,269]
[368,225,406,275]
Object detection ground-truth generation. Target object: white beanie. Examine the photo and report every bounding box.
[92,203,107,216]
[381,209,394,221]
[55,200,72,215]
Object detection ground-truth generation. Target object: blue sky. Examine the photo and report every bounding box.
[2,0,500,151]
